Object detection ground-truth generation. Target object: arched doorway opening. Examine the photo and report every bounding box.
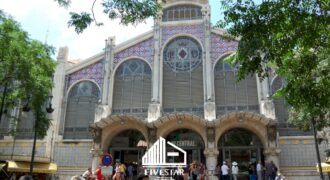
[218,128,264,178]
[108,129,147,165]
[165,129,205,166]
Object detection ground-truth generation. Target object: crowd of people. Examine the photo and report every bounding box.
[75,160,285,180]
[215,160,285,180]
[75,162,135,180]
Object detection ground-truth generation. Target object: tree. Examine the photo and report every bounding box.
[0,10,56,138]
[55,0,162,33]
[217,0,329,178]
[218,0,329,132]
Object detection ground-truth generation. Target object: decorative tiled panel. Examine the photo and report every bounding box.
[114,38,154,65]
[211,33,238,63]
[279,142,327,166]
[67,61,104,90]
[54,142,93,167]
[162,24,204,46]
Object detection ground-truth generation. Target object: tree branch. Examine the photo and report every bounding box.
[91,0,103,26]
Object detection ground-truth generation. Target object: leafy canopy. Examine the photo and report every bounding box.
[0,11,56,138]
[56,0,162,34]
[218,0,330,130]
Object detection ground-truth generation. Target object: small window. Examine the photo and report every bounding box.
[163,5,202,22]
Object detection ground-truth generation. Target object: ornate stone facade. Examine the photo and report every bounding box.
[1,1,323,180]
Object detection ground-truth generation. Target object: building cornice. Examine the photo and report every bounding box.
[211,28,240,41]
[161,20,204,27]
[162,1,206,8]
[65,53,104,75]
[65,30,154,75]
[114,30,153,53]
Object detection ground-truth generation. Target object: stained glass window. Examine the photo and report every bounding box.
[163,37,202,72]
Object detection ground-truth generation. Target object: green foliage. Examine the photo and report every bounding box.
[54,0,71,8]
[55,0,161,34]
[219,0,330,130]
[68,12,93,34]
[0,11,56,138]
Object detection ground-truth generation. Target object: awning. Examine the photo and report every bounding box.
[316,162,330,172]
[0,163,5,170]
[7,161,57,174]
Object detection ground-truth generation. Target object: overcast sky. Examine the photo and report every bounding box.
[0,0,222,60]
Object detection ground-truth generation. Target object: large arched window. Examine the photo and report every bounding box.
[214,59,259,116]
[112,59,152,115]
[162,5,202,22]
[271,76,288,127]
[64,81,100,139]
[271,76,311,136]
[163,36,203,115]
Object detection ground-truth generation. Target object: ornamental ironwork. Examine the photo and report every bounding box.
[163,37,202,72]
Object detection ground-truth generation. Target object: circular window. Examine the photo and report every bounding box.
[163,37,202,72]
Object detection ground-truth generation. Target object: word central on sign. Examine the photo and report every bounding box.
[170,140,195,147]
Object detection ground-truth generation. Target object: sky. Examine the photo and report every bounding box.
[0,0,222,60]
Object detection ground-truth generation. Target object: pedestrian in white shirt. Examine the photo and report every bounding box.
[231,162,239,180]
[221,161,229,180]
[257,160,263,180]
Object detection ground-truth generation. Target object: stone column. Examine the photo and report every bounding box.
[94,37,115,123]
[91,146,103,172]
[202,5,216,121]
[102,37,115,105]
[204,148,219,180]
[148,12,162,122]
[90,126,103,171]
[52,47,69,138]
[264,148,281,169]
[264,121,281,169]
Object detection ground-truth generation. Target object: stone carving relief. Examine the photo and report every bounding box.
[89,126,102,143]
[207,127,215,142]
[148,128,157,144]
[267,122,277,142]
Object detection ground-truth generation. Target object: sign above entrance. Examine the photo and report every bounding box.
[101,154,113,166]
[170,140,195,147]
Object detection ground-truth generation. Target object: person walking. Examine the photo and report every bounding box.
[256,161,263,180]
[83,167,95,180]
[127,163,134,180]
[221,161,229,180]
[190,161,199,180]
[265,161,277,180]
[231,162,239,180]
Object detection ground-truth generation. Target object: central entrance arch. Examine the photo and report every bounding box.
[165,129,206,166]
[218,128,264,176]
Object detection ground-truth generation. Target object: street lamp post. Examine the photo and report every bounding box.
[24,94,54,176]
[0,82,8,123]
[312,117,325,180]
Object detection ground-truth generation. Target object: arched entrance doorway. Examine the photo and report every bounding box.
[109,130,147,165]
[218,128,264,179]
[165,129,205,166]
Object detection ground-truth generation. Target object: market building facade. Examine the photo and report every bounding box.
[0,0,327,179]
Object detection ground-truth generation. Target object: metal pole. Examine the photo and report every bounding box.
[312,117,324,180]
[0,82,8,122]
[29,113,38,175]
